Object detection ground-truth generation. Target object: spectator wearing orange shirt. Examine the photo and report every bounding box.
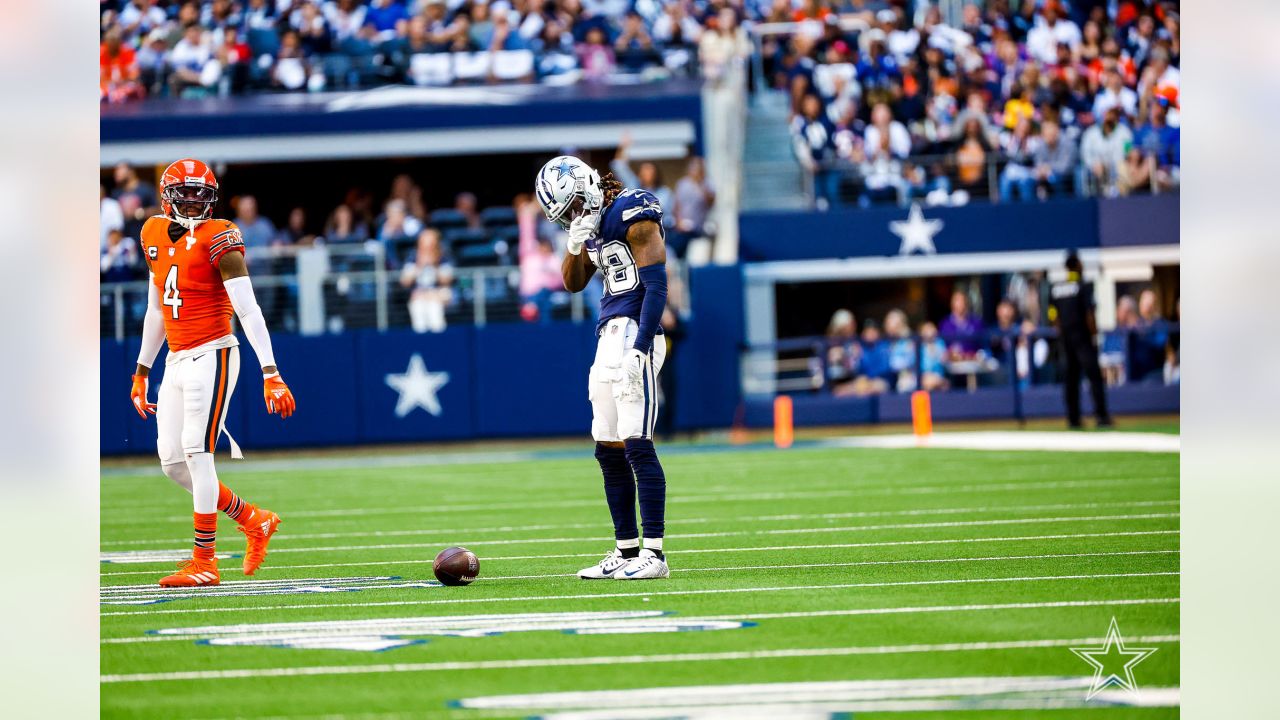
[101,28,144,103]
[791,0,831,24]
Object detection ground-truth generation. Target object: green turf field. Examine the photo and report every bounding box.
[100,437,1179,719]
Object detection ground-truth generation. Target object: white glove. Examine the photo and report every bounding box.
[618,347,646,400]
[566,214,597,256]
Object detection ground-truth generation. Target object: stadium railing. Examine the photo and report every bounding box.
[99,242,589,340]
[741,325,1181,399]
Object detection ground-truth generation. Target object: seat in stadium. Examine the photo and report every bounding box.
[480,206,517,227]
[429,208,469,231]
[487,225,520,248]
[491,50,535,82]
[443,227,490,250]
[410,53,454,87]
[454,241,503,267]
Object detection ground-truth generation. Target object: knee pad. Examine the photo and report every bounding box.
[161,462,193,493]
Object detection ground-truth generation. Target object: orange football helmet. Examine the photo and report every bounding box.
[160,158,219,229]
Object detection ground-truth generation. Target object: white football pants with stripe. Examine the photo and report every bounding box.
[156,339,242,466]
[588,317,666,442]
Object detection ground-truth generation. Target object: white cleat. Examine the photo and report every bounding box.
[578,548,633,579]
[614,549,670,580]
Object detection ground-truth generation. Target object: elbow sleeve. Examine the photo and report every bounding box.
[224,276,277,369]
[136,275,165,368]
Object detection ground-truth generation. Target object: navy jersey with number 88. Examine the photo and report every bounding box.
[584,188,664,333]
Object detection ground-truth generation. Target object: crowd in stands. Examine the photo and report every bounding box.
[100,0,751,98]
[101,153,706,333]
[782,0,1180,208]
[818,285,1177,396]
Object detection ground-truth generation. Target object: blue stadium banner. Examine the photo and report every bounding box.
[739,198,1112,262]
[472,322,595,438]
[101,81,703,143]
[243,333,361,449]
[357,327,477,443]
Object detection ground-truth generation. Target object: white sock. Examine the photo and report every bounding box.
[185,452,220,514]
[643,537,663,553]
[616,537,640,550]
[162,462,193,493]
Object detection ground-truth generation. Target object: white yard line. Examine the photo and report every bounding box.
[100,529,1180,577]
[490,549,1179,581]
[101,430,1177,480]
[99,596,1179,645]
[100,633,1181,683]
[102,475,1175,525]
[98,499,1180,548]
[100,570,1178,617]
[100,512,1178,561]
[830,430,1180,454]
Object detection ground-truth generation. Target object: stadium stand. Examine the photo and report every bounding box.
[100,1,1180,450]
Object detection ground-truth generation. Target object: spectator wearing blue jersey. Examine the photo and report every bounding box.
[884,309,918,391]
[1134,99,1179,191]
[1131,288,1169,382]
[792,94,841,210]
[1100,294,1137,385]
[999,117,1039,202]
[365,0,409,41]
[101,229,141,283]
[917,321,950,391]
[850,321,892,396]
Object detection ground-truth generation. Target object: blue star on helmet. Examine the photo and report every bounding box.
[553,159,576,181]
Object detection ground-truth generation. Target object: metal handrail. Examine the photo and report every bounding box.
[743,323,1180,397]
[101,260,586,339]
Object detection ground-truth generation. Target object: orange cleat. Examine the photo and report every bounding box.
[238,507,281,575]
[158,557,220,587]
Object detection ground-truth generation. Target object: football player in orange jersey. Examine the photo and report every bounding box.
[129,158,297,588]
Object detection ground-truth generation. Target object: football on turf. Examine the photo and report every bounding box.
[433,546,480,586]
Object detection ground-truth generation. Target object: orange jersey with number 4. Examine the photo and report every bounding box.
[139,216,246,352]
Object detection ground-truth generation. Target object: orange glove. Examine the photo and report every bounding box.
[130,375,157,419]
[263,372,296,419]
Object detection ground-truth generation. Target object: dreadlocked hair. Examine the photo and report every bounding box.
[599,172,624,207]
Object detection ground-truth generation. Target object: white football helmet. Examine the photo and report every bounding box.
[535,155,603,229]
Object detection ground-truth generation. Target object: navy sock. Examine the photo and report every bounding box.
[624,438,666,541]
[594,443,638,542]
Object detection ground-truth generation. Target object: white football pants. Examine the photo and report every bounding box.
[588,317,666,442]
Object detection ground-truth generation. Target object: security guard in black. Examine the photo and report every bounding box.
[1049,253,1112,428]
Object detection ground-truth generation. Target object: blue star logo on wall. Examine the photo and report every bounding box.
[385,354,450,418]
[554,159,576,180]
[1070,618,1158,700]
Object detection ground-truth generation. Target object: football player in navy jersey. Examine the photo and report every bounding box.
[535,155,670,580]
